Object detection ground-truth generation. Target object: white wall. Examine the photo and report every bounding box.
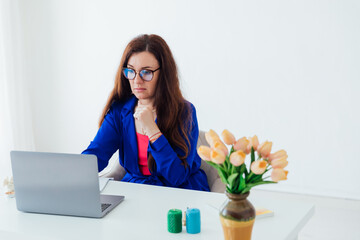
[17,0,360,199]
[0,0,35,182]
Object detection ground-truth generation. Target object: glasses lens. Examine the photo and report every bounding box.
[123,68,135,80]
[140,70,153,81]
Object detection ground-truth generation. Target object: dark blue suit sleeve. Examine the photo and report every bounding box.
[149,104,200,187]
[82,105,121,172]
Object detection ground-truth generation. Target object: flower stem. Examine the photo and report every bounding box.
[247,172,254,182]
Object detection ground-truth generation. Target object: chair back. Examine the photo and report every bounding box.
[197,130,226,193]
[101,130,226,192]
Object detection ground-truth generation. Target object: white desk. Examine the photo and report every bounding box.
[0,181,314,240]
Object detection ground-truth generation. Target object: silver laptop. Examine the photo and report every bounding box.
[10,151,124,218]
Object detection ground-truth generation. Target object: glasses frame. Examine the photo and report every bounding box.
[122,67,161,82]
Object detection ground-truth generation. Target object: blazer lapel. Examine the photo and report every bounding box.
[121,96,142,176]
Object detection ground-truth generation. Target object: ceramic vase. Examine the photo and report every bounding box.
[219,191,256,240]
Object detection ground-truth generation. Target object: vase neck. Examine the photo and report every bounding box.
[226,191,250,201]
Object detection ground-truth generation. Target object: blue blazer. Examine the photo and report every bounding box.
[82,95,210,191]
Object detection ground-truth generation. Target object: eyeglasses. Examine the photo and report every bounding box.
[122,67,160,82]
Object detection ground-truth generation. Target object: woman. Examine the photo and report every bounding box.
[82,34,209,191]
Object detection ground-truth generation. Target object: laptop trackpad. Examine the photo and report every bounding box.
[100,194,124,213]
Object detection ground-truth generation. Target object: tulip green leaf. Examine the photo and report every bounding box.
[251,147,255,164]
[249,174,263,183]
[228,173,238,190]
[229,146,235,155]
[218,167,228,185]
[205,161,226,183]
[240,164,248,178]
[224,155,230,171]
[205,161,220,171]
[237,172,246,192]
[241,181,276,194]
[245,172,253,182]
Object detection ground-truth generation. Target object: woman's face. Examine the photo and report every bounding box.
[127,51,160,103]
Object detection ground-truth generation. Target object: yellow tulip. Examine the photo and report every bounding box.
[213,140,229,156]
[271,168,288,182]
[229,150,246,166]
[234,137,250,154]
[197,146,211,161]
[247,135,259,152]
[221,129,236,145]
[210,148,226,164]
[257,141,272,158]
[205,129,220,147]
[268,150,288,162]
[271,158,288,169]
[250,160,267,175]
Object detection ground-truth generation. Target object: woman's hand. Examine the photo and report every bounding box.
[133,103,160,137]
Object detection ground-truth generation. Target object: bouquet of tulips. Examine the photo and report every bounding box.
[197,129,289,194]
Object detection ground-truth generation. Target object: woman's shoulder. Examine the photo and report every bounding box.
[107,101,125,115]
[110,100,125,110]
[182,100,196,115]
[109,95,137,113]
[183,99,195,107]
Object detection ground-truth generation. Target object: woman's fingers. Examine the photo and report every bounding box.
[133,105,158,136]
[134,106,154,120]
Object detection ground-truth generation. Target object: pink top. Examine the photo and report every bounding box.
[136,132,151,176]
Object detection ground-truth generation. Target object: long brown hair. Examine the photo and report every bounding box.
[99,34,192,170]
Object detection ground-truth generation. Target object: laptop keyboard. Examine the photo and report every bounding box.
[101,203,111,212]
